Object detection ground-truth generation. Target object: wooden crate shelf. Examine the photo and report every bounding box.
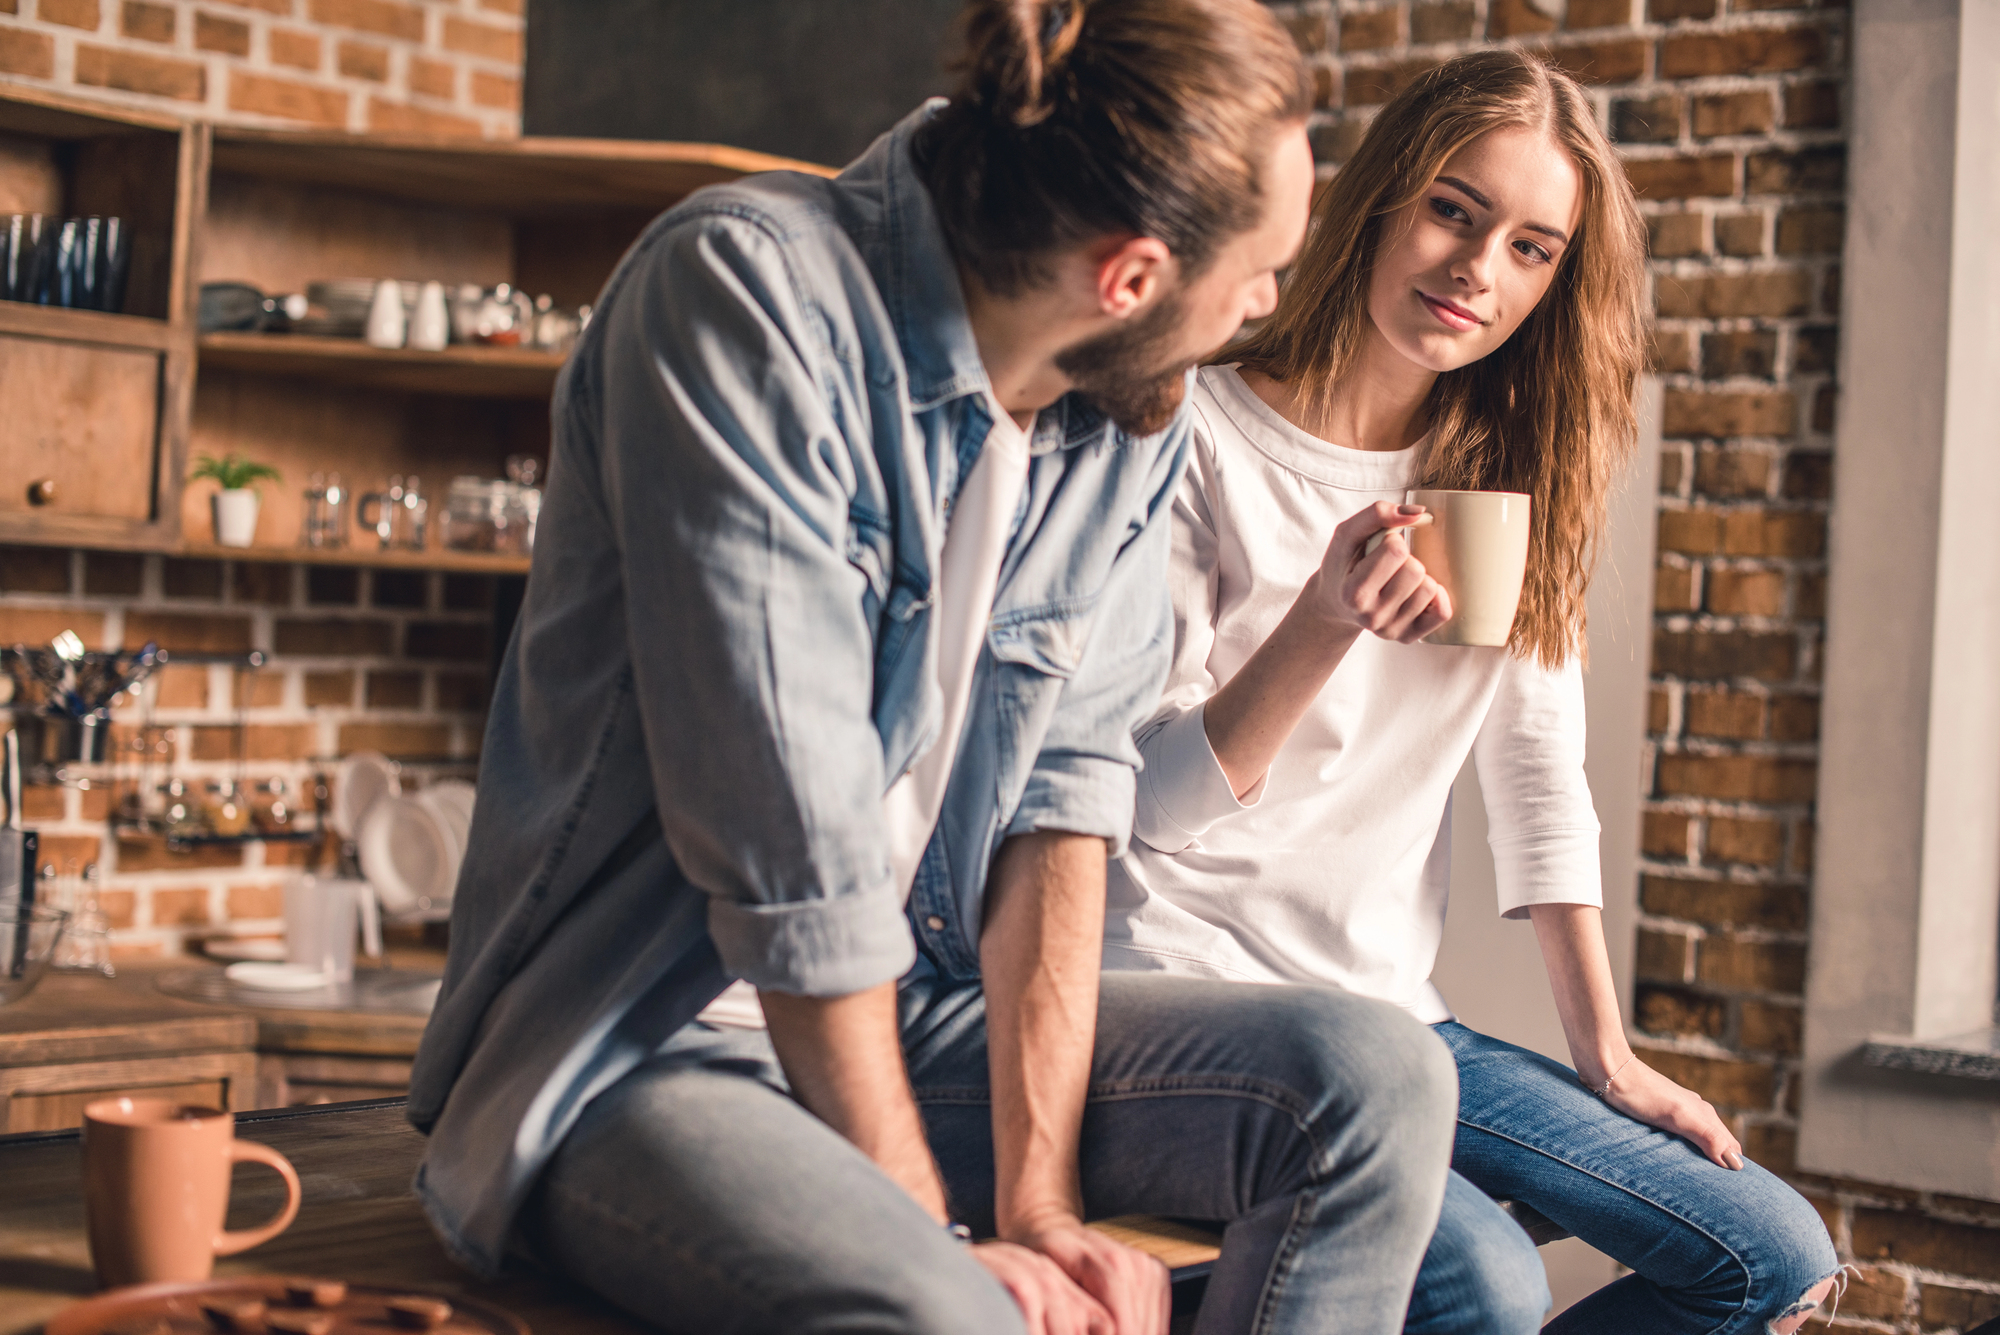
[0,83,834,558]
[0,301,177,351]
[198,333,565,399]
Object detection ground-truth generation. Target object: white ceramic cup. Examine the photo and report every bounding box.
[1366,488,1532,648]
[282,875,361,982]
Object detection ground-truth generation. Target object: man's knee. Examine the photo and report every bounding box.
[1272,988,1458,1144]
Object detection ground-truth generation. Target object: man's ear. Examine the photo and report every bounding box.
[1091,236,1174,319]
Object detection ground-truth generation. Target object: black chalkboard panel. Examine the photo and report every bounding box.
[524,0,965,170]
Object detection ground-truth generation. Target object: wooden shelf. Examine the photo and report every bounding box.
[178,542,531,575]
[197,332,564,398]
[0,300,177,351]
[210,127,834,214]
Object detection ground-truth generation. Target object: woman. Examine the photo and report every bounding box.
[1103,50,1840,1335]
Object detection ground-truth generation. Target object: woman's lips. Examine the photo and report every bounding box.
[1418,291,1484,332]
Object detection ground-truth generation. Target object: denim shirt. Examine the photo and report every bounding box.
[405,104,1190,1274]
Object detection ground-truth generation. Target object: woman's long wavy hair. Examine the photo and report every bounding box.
[1229,50,1646,668]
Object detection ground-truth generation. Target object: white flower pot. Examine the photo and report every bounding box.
[212,488,261,548]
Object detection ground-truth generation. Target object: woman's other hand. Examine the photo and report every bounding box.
[1302,500,1453,643]
[1603,1059,1746,1170]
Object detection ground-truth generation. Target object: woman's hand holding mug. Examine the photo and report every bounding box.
[1302,501,1452,644]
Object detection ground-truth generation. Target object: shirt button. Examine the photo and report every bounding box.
[925,915,945,931]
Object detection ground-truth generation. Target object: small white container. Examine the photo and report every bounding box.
[211,487,260,547]
[408,279,449,351]
[364,277,407,349]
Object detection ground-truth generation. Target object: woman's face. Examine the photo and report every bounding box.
[1364,124,1583,376]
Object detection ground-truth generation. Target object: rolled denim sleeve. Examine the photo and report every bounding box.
[1006,426,1192,856]
[592,210,913,997]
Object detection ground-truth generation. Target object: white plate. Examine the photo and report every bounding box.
[203,938,286,962]
[427,779,476,831]
[358,794,455,914]
[224,961,327,991]
[415,786,470,865]
[331,751,398,841]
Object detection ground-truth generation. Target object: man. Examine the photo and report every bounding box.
[408,3,1459,1331]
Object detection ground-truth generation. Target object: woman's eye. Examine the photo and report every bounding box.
[1514,239,1552,265]
[1429,197,1469,224]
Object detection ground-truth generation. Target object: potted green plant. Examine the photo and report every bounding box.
[190,454,282,548]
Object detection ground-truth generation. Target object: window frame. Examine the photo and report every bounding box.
[1797,0,2000,1195]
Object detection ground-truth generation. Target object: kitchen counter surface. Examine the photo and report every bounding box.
[0,955,445,1122]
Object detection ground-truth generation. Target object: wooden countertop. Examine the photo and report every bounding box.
[0,971,257,1068]
[0,957,441,1063]
[0,1100,649,1335]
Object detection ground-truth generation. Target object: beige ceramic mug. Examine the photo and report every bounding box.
[82,1097,302,1288]
[1365,488,1532,648]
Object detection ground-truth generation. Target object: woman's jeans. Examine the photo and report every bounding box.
[1409,1022,1839,1335]
[523,973,1459,1335]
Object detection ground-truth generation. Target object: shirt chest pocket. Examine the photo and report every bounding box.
[985,598,1094,816]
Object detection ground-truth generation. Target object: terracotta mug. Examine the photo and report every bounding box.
[1365,488,1533,648]
[82,1097,301,1288]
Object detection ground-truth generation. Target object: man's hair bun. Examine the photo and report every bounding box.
[963,0,1088,127]
[916,0,1313,296]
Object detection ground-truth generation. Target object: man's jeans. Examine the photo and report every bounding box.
[525,974,1457,1335]
[1406,1023,1839,1335]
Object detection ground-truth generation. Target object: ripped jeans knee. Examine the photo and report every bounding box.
[1768,1264,1857,1335]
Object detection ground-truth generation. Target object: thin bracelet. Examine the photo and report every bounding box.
[1588,1053,1636,1098]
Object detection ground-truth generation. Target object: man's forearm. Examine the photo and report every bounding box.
[980,830,1108,1239]
[760,982,950,1223]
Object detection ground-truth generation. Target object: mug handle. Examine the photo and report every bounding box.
[214,1139,302,1256]
[1363,510,1434,556]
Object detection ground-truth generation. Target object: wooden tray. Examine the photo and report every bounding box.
[45,1277,530,1335]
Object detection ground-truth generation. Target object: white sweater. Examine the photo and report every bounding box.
[1103,366,1602,1022]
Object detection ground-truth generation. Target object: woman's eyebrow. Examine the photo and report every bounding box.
[1436,174,1570,245]
[1435,175,1491,208]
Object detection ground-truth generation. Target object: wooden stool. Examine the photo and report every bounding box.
[1088,1199,1570,1280]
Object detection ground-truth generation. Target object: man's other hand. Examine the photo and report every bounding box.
[971,1239,1114,1335]
[1007,1216,1171,1335]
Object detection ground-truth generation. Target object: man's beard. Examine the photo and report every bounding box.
[1054,287,1200,437]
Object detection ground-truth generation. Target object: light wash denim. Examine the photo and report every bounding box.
[406,101,1189,1273]
[1410,1023,1839,1335]
[526,972,1460,1335]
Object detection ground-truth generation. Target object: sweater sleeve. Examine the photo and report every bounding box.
[1131,417,1264,853]
[1472,652,1603,919]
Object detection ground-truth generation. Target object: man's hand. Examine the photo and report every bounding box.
[971,1240,1115,1335]
[1602,1059,1745,1170]
[1009,1216,1170,1335]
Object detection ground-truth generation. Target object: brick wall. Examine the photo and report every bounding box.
[0,0,521,137]
[0,545,491,960]
[1270,0,2000,1328]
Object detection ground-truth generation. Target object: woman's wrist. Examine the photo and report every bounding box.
[1291,572,1365,647]
[1572,1039,1636,1093]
